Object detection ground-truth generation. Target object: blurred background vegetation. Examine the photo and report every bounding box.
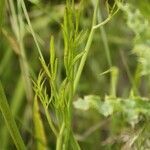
[0,0,150,149]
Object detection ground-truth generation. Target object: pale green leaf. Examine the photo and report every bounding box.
[99,100,113,117]
[73,98,89,110]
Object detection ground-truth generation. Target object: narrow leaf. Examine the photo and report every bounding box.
[33,96,47,150]
[0,81,26,150]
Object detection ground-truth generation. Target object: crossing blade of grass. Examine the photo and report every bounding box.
[0,81,26,150]
[11,76,25,115]
[1,28,20,55]
[1,76,25,149]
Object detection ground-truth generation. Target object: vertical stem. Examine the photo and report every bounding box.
[45,108,58,137]
[56,122,65,150]
[19,0,43,59]
[73,0,99,93]
[110,67,118,97]
[74,28,95,92]
[120,50,138,95]
[97,7,112,68]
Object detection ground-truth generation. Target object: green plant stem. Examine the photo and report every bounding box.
[110,67,118,97]
[56,122,65,150]
[74,28,95,92]
[45,108,58,137]
[64,81,74,149]
[19,0,43,59]
[73,0,98,92]
[74,0,121,93]
[120,50,139,95]
[134,64,142,90]
[0,81,26,150]
[70,130,81,150]
[97,7,112,68]
[93,16,111,30]
[74,0,112,93]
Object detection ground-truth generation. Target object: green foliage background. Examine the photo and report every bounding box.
[0,0,150,149]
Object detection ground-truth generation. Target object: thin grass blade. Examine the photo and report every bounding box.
[0,81,26,150]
